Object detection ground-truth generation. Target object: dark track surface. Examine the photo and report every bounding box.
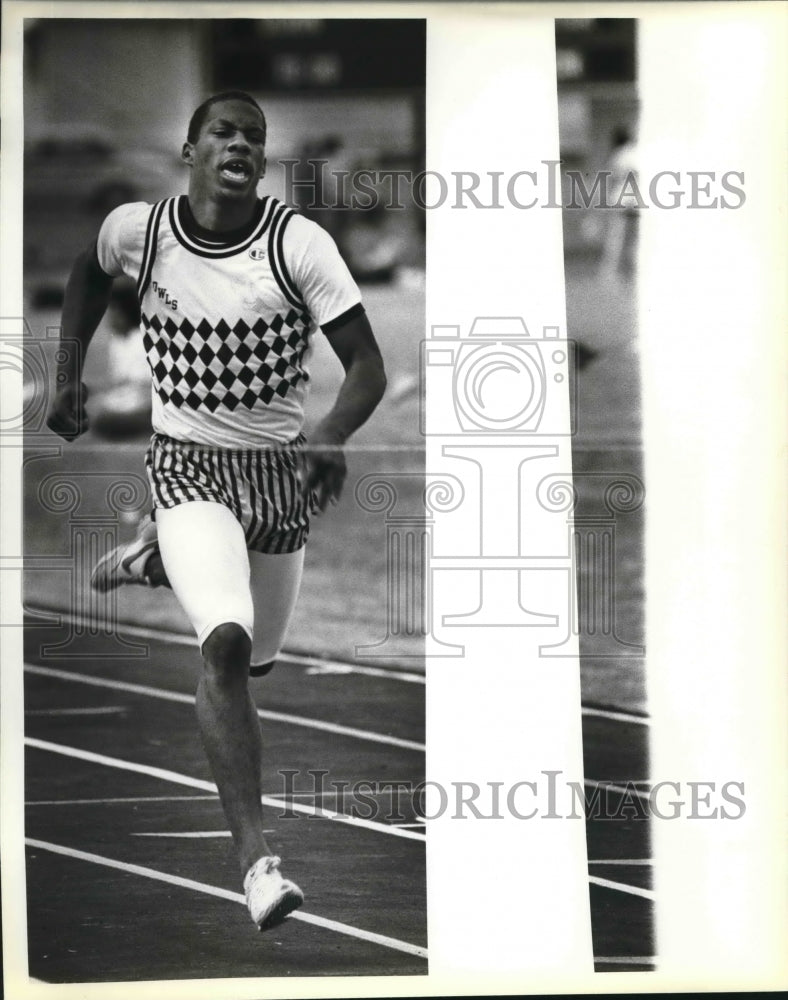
[23,620,653,982]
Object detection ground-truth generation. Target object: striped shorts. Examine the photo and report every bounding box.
[145,432,312,554]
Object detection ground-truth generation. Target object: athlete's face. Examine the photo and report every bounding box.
[182,100,267,198]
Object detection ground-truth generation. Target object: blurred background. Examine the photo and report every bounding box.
[24,18,426,282]
[22,15,643,695]
[23,19,426,663]
[556,18,644,711]
[556,18,638,263]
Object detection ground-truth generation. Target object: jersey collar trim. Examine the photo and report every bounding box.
[170,195,276,257]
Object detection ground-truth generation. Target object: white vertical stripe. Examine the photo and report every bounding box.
[137,199,167,297]
[426,14,591,976]
[641,11,788,985]
[269,205,303,307]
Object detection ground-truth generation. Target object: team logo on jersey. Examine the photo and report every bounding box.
[249,247,267,260]
[151,280,178,310]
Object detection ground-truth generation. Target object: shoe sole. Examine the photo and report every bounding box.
[256,889,304,932]
[90,539,158,593]
[90,547,127,593]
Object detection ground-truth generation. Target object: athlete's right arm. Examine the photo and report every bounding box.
[46,241,115,441]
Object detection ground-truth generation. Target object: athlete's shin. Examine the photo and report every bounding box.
[197,623,271,874]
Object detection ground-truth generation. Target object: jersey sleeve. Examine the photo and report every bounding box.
[283,214,362,331]
[96,202,150,278]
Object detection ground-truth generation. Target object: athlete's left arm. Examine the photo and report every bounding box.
[305,311,387,511]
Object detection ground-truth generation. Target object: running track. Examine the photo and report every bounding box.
[22,615,653,982]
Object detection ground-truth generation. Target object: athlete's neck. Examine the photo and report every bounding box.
[186,189,258,233]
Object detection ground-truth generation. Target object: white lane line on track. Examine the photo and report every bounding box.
[257,706,424,752]
[24,607,651,719]
[25,706,126,717]
[594,956,656,965]
[584,778,650,801]
[580,705,650,726]
[25,607,426,684]
[25,609,656,721]
[24,663,425,753]
[284,655,425,684]
[25,837,428,960]
[132,831,275,838]
[588,875,655,900]
[24,742,652,902]
[25,737,426,843]
[24,665,647,811]
[589,858,653,866]
[134,831,232,838]
[27,795,220,806]
[24,664,645,802]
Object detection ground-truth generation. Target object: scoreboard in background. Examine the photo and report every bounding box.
[555,19,636,86]
[211,19,426,92]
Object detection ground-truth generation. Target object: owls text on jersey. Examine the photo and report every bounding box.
[96,195,363,448]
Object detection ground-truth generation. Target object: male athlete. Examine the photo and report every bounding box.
[46,92,387,932]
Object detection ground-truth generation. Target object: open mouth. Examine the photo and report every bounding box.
[220,159,253,185]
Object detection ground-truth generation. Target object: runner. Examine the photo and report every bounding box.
[46,91,387,932]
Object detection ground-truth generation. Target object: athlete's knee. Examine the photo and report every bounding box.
[201,622,252,679]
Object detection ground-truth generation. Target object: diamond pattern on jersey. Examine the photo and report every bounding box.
[141,309,311,412]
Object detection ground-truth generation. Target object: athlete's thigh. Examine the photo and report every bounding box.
[156,501,253,648]
[248,547,305,664]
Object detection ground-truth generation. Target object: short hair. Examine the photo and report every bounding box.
[187,91,267,145]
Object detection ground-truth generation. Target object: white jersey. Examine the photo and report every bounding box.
[97,195,363,448]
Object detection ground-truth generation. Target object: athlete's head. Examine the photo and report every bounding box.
[182,92,267,200]
[186,91,266,146]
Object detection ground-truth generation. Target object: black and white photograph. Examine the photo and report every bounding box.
[15,12,427,984]
[1,2,786,998]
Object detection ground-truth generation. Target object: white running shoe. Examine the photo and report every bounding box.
[243,855,304,932]
[90,515,162,591]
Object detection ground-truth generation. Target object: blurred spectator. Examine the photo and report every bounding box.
[25,129,178,215]
[292,138,419,282]
[599,126,639,278]
[343,202,410,283]
[294,134,354,246]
